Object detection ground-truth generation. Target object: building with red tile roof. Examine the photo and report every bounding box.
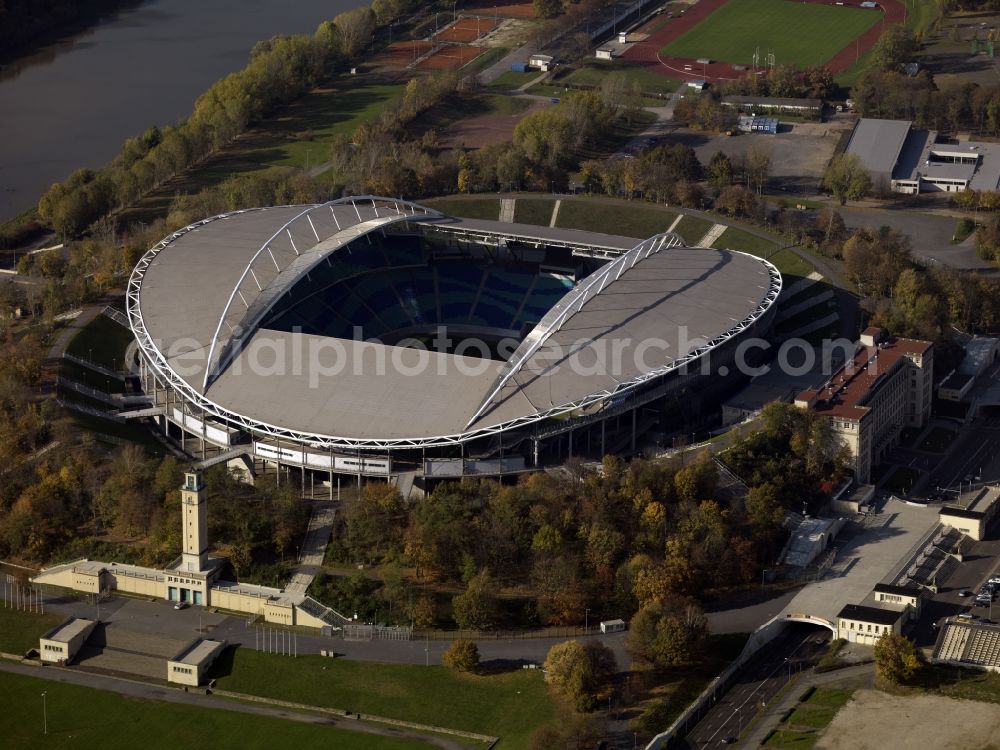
[795,328,933,483]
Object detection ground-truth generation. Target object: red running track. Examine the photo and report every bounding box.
[622,0,905,83]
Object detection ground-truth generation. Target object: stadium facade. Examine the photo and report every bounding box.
[127,196,781,490]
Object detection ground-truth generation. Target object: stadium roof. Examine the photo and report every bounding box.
[845,118,911,181]
[129,198,780,448]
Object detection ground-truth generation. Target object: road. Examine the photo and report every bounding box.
[1,588,631,668]
[683,625,831,748]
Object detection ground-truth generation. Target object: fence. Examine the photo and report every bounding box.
[412,624,600,641]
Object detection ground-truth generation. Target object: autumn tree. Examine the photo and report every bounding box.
[872,25,918,71]
[874,632,921,684]
[452,569,499,630]
[543,640,617,711]
[442,639,480,672]
[823,153,872,206]
[626,595,709,668]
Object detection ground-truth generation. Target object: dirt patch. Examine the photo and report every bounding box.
[416,45,485,71]
[438,98,546,149]
[815,689,1000,750]
[435,17,500,43]
[462,0,535,19]
[623,0,905,82]
[372,40,434,70]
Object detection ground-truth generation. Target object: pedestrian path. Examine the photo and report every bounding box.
[697,223,727,248]
[549,199,561,227]
[283,503,336,601]
[498,197,515,222]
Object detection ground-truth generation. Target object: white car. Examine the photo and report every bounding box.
[173,601,189,610]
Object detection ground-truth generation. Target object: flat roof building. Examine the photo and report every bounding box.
[39,618,97,664]
[795,328,933,484]
[167,638,227,687]
[836,603,907,645]
[845,118,1000,194]
[940,485,1000,541]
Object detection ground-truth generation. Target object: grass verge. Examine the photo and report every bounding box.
[0,608,63,654]
[423,197,501,220]
[211,647,556,749]
[555,199,678,238]
[512,197,555,226]
[65,313,134,370]
[0,671,434,750]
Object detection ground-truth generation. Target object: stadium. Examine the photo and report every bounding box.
[126,196,781,490]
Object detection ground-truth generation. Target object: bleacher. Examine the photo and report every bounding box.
[935,620,1000,670]
[263,244,578,344]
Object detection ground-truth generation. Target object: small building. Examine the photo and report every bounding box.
[39,618,97,664]
[167,638,227,687]
[938,371,975,402]
[779,516,846,567]
[528,54,554,72]
[738,116,779,134]
[829,481,875,515]
[686,80,708,91]
[871,583,923,620]
[836,603,906,645]
[600,619,626,634]
[939,485,1000,541]
[721,95,822,119]
[596,47,614,61]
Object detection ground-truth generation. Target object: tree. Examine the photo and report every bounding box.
[872,25,918,71]
[329,7,376,58]
[452,570,499,630]
[411,595,436,629]
[745,482,786,529]
[707,151,733,190]
[744,143,772,195]
[442,639,480,672]
[626,596,709,668]
[534,0,563,19]
[874,632,921,684]
[823,153,872,206]
[543,640,617,711]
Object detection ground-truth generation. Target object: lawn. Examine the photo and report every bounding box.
[0,607,63,654]
[562,60,678,97]
[661,0,880,67]
[65,313,133,370]
[556,199,679,238]
[512,197,555,226]
[764,688,854,749]
[0,671,434,750]
[423,197,501,220]
[211,647,556,749]
[673,215,712,245]
[711,226,778,257]
[486,70,541,90]
[918,426,957,453]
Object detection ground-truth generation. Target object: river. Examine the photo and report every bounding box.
[0,0,362,224]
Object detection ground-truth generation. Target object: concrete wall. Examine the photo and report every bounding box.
[112,570,165,598]
[209,587,269,616]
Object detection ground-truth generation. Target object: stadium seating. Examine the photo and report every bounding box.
[262,247,578,347]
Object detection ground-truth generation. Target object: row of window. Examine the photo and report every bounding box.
[42,643,64,652]
[172,666,194,674]
[845,621,890,634]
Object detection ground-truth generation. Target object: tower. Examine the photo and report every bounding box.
[180,471,208,573]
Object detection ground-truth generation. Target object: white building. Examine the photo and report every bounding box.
[39,618,97,664]
[167,638,227,687]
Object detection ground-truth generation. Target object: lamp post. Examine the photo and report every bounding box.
[42,691,47,736]
[585,608,590,633]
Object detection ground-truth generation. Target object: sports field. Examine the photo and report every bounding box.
[660,0,880,67]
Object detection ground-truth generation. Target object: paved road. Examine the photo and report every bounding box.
[0,660,464,750]
[3,589,632,668]
[683,625,831,748]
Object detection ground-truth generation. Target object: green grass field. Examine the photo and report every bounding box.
[486,70,541,91]
[765,688,854,748]
[556,199,679,238]
[211,648,555,749]
[673,215,712,245]
[0,671,434,750]
[0,608,63,654]
[661,0,880,67]
[422,197,501,220]
[562,60,678,97]
[65,313,134,370]
[512,197,555,226]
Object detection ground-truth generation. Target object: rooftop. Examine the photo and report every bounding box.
[943,485,1000,517]
[845,119,912,180]
[722,95,822,109]
[873,582,920,597]
[795,335,932,420]
[837,603,906,625]
[41,617,95,643]
[171,638,226,665]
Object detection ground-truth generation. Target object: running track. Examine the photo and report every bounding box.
[623,0,906,82]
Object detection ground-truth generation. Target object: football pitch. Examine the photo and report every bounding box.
[660,0,880,67]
